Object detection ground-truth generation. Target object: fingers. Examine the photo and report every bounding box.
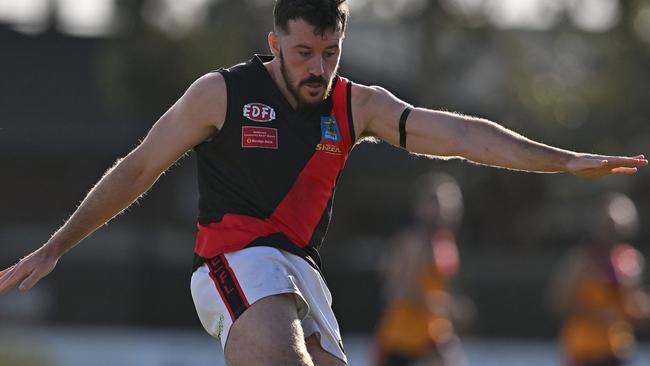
[0,248,58,296]
[0,265,15,278]
[602,156,648,168]
[611,167,638,175]
[580,155,648,177]
[19,268,45,292]
[0,264,30,296]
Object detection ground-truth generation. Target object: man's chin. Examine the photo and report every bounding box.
[297,92,327,108]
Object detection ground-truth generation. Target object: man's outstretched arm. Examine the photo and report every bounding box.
[0,73,226,295]
[352,84,647,176]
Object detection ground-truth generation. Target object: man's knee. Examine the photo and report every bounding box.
[225,294,314,366]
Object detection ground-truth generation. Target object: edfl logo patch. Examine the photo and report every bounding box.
[243,103,276,122]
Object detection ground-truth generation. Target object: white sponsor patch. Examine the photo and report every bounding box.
[243,103,276,122]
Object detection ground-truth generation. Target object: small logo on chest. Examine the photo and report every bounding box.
[243,103,276,122]
[316,143,342,154]
[317,116,343,155]
[241,126,278,149]
[320,116,340,141]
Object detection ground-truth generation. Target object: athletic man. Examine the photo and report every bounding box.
[0,1,646,365]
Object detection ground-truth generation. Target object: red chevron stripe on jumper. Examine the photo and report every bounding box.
[195,76,352,259]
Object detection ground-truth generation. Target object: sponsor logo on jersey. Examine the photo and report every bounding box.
[320,116,340,142]
[316,143,342,155]
[243,103,276,122]
[241,126,278,149]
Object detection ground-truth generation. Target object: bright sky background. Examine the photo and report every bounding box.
[0,0,114,35]
[0,0,642,38]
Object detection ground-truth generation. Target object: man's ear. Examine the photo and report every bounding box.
[268,32,280,57]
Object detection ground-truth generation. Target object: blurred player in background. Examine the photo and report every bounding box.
[375,172,472,366]
[548,193,650,366]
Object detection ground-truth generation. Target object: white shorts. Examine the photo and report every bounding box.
[190,246,347,364]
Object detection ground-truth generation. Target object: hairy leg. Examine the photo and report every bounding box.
[224,293,314,366]
[305,334,347,366]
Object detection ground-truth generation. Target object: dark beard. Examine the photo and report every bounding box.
[279,51,334,109]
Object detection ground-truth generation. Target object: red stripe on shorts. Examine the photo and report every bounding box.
[206,254,249,321]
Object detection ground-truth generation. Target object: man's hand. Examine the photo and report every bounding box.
[567,154,647,177]
[0,245,59,296]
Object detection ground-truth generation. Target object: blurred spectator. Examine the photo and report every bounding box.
[374,172,472,366]
[548,193,650,366]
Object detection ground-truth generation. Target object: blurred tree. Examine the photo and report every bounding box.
[95,0,273,123]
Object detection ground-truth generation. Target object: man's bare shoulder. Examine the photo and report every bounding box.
[194,72,226,90]
[177,72,227,130]
[350,83,394,109]
[186,72,226,106]
[349,82,410,139]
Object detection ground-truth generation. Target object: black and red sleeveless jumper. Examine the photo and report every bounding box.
[192,55,356,271]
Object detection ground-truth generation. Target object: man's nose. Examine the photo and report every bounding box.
[308,56,325,76]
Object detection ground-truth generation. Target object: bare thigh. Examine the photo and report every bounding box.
[305,334,347,366]
[224,293,313,366]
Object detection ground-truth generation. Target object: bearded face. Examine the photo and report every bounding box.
[274,18,342,108]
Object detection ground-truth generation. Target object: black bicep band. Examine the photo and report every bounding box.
[399,107,413,149]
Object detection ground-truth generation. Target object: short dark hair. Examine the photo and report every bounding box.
[274,0,349,36]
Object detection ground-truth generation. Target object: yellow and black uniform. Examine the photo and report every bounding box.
[376,230,458,365]
[560,245,636,366]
